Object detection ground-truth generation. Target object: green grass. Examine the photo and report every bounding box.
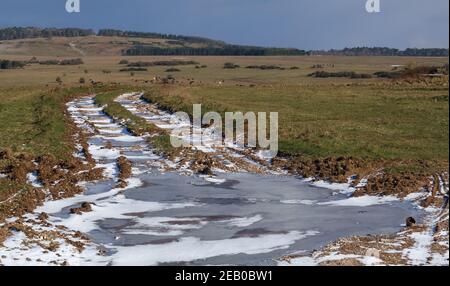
[143,83,449,161]
[0,86,91,159]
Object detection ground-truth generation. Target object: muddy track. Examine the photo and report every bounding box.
[0,92,448,266]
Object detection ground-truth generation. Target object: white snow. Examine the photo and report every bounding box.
[95,134,144,143]
[203,176,226,184]
[403,231,434,265]
[111,230,318,266]
[309,179,355,194]
[280,199,318,205]
[318,195,398,207]
[225,215,263,227]
[88,145,121,160]
[26,172,43,188]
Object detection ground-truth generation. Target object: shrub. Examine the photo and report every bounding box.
[223,62,240,69]
[39,58,83,66]
[119,67,148,72]
[308,71,373,79]
[165,68,180,72]
[246,65,283,70]
[39,60,60,65]
[60,58,84,65]
[127,60,198,67]
[0,59,26,69]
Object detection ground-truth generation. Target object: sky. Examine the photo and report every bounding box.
[0,0,448,50]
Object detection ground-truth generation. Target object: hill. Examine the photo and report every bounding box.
[0,27,306,57]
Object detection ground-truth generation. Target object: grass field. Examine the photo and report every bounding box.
[0,54,448,88]
[143,83,449,161]
[1,52,448,173]
[0,86,75,159]
[0,85,113,159]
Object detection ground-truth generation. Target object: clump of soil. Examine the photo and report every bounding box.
[3,219,89,254]
[353,172,430,198]
[0,151,36,184]
[116,156,132,188]
[70,202,93,215]
[273,156,370,183]
[38,212,49,221]
[189,152,214,175]
[0,224,11,246]
[78,167,104,182]
[48,180,85,200]
[0,148,14,161]
[9,158,35,184]
[406,217,416,227]
[37,154,66,186]
[0,188,46,222]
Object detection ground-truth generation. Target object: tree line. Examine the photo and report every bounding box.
[311,47,448,57]
[123,45,306,56]
[0,27,94,40]
[98,29,225,45]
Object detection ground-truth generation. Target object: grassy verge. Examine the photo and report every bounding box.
[0,85,108,220]
[0,86,91,159]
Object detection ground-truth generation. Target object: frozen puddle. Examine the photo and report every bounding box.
[1,95,422,266]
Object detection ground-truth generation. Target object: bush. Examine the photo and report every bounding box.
[127,60,198,67]
[39,60,60,65]
[165,68,180,72]
[39,58,83,66]
[0,59,26,69]
[119,67,148,72]
[119,59,129,65]
[246,65,283,70]
[374,64,448,79]
[60,58,84,65]
[308,71,371,79]
[223,62,240,69]
[79,77,86,84]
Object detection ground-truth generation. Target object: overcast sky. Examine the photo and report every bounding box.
[0,0,448,50]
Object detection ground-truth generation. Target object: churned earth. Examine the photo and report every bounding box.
[1,92,447,266]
